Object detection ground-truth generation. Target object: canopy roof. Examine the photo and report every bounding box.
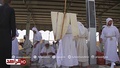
[11,0,120,31]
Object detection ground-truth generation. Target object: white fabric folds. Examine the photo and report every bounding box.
[51,11,79,40]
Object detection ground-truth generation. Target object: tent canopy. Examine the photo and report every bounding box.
[10,0,120,31]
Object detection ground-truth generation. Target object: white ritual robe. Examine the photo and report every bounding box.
[31,32,42,61]
[19,39,32,56]
[12,30,19,58]
[76,25,89,66]
[101,26,120,62]
[12,38,19,57]
[56,25,78,67]
[39,46,55,67]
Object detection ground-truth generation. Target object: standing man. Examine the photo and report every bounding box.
[56,25,78,68]
[0,0,16,67]
[76,22,90,68]
[100,18,120,68]
[31,27,42,62]
[12,29,19,58]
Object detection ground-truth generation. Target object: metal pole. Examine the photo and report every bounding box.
[86,0,97,65]
[26,14,30,41]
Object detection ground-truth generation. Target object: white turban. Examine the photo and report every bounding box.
[106,18,113,26]
[32,27,38,32]
[78,21,85,35]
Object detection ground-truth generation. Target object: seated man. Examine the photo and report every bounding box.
[19,35,32,56]
[39,41,55,67]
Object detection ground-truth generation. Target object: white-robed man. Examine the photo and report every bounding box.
[100,18,120,68]
[76,22,90,68]
[31,27,42,62]
[19,35,32,56]
[39,41,55,67]
[56,25,78,68]
[12,29,19,58]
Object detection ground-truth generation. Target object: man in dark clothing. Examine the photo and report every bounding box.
[0,0,16,67]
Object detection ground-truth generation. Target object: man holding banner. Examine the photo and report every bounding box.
[51,12,79,68]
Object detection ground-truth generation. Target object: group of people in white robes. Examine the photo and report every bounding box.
[12,29,33,59]
[56,22,90,68]
[12,17,120,68]
[15,27,55,67]
[56,17,120,68]
[31,27,56,68]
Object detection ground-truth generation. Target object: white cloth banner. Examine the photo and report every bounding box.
[51,11,79,40]
[70,13,79,37]
[51,12,58,40]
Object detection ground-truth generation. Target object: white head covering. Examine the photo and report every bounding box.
[78,21,85,35]
[32,27,38,32]
[106,18,113,26]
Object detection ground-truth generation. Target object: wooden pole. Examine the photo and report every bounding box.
[60,0,67,39]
